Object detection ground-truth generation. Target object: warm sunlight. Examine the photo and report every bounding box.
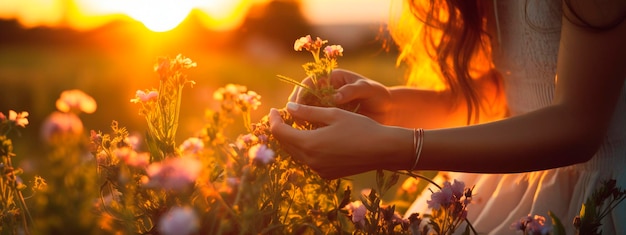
[77,0,232,32]
[123,0,195,32]
[0,0,261,32]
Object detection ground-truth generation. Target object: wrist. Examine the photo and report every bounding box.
[380,126,415,171]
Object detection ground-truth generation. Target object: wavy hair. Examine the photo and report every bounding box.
[389,0,625,124]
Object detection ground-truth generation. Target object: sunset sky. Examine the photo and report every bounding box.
[0,0,393,32]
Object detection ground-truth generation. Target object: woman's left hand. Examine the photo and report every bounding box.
[268,103,411,179]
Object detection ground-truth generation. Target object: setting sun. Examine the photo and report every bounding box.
[123,0,195,32]
[0,0,265,32]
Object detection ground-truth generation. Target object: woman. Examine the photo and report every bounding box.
[269,0,626,234]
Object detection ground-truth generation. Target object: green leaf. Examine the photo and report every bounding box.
[548,210,566,235]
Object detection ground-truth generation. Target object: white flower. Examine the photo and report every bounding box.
[158,206,200,235]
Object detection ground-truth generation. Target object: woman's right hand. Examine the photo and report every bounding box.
[288,69,393,124]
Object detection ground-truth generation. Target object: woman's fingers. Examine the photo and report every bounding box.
[333,80,373,104]
[285,102,340,124]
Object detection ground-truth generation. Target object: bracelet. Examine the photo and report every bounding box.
[410,128,424,172]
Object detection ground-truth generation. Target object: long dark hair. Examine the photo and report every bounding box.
[393,0,625,124]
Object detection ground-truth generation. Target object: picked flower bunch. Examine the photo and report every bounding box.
[278,35,357,113]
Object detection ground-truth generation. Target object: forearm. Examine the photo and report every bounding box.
[386,87,469,128]
[412,104,604,173]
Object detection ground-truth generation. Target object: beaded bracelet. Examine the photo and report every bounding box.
[410,128,424,172]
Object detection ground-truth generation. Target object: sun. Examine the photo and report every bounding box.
[124,0,195,32]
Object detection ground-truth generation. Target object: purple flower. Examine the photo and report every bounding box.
[158,206,199,235]
[427,186,453,210]
[248,144,275,165]
[344,201,367,226]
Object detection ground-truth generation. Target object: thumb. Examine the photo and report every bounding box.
[333,80,371,105]
[286,102,338,125]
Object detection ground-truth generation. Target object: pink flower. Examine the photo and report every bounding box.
[324,45,344,58]
[8,110,29,127]
[115,147,149,168]
[293,35,327,52]
[55,89,97,114]
[158,206,199,235]
[40,112,83,144]
[510,214,551,235]
[130,90,158,103]
[144,156,201,191]
[180,137,204,154]
[248,144,275,165]
[344,201,367,226]
[239,91,262,110]
[235,133,259,150]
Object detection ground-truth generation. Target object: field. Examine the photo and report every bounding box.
[0,19,410,205]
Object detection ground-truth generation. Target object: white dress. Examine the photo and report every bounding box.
[405,1,626,234]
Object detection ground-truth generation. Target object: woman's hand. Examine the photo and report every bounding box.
[268,103,412,179]
[289,69,394,125]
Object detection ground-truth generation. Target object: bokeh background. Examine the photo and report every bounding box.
[1,0,408,195]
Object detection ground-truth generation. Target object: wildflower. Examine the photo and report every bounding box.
[130,90,158,103]
[510,214,551,235]
[180,137,204,154]
[158,206,200,235]
[144,156,201,191]
[55,89,97,114]
[344,200,367,226]
[235,133,259,150]
[8,110,29,127]
[125,133,142,150]
[239,90,262,110]
[248,144,275,165]
[213,84,247,101]
[427,179,467,210]
[324,45,344,59]
[427,185,453,210]
[294,35,327,52]
[115,147,149,168]
[294,35,313,51]
[155,54,197,80]
[40,112,84,144]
